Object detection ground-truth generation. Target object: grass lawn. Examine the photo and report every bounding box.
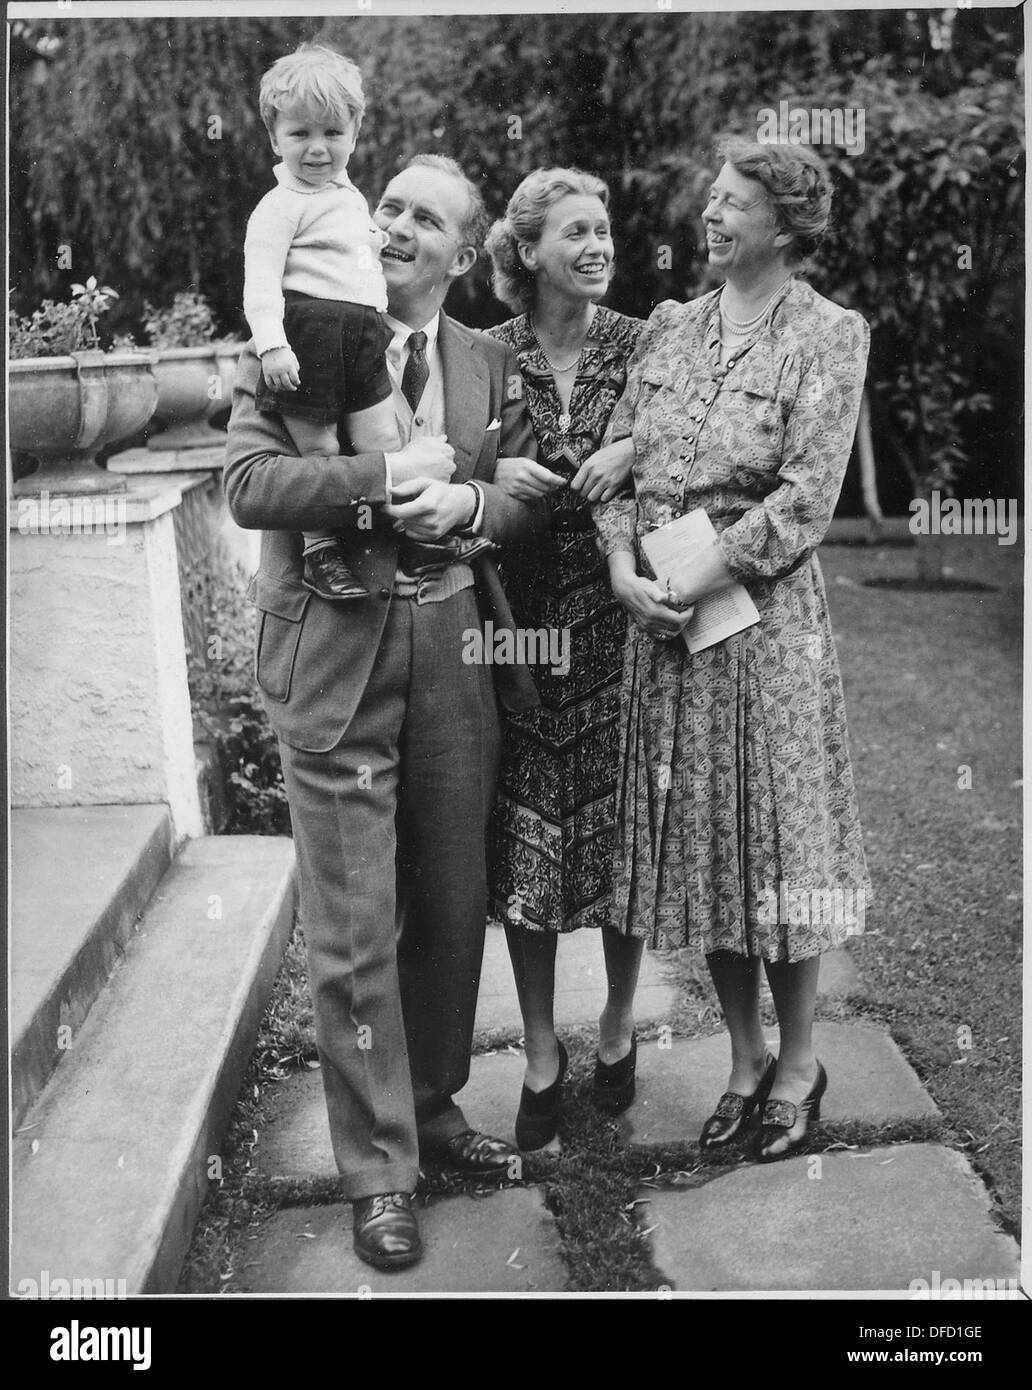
[819,524,1022,1237]
[180,522,1022,1292]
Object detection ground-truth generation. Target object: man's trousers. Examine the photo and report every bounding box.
[278,586,500,1198]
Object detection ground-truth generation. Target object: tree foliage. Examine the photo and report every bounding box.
[10,15,318,336]
[9,8,1023,504]
[817,68,1022,501]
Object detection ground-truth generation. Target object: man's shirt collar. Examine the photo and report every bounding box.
[384,310,442,364]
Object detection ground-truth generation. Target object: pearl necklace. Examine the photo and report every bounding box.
[530,316,586,373]
[720,276,792,331]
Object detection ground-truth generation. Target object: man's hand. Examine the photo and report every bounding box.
[570,438,635,502]
[611,570,694,640]
[384,477,476,540]
[260,346,301,392]
[493,456,566,501]
[389,435,456,486]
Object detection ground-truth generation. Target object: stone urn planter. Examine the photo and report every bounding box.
[10,350,159,495]
[147,341,245,450]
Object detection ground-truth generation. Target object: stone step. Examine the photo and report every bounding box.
[617,1023,939,1147]
[12,835,296,1295]
[475,921,679,1035]
[232,1187,566,1294]
[639,1143,1020,1293]
[11,804,174,1126]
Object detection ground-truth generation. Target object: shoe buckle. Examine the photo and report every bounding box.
[713,1092,746,1120]
[762,1099,798,1129]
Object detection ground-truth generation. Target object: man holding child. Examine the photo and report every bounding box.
[224,43,545,1271]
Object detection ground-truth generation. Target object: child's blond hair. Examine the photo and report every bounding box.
[259,43,366,135]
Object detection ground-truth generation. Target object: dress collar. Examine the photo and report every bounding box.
[704,277,797,362]
[511,305,623,372]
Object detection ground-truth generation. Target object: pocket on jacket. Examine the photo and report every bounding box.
[254,573,310,704]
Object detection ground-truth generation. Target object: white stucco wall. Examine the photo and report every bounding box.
[109,449,261,580]
[9,484,204,840]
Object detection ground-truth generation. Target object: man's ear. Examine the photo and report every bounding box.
[268,129,281,157]
[448,244,479,280]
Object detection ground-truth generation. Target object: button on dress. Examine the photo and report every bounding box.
[594,279,872,960]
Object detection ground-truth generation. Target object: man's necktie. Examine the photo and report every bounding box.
[401,330,429,413]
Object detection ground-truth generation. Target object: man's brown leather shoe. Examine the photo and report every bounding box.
[352,1192,422,1270]
[420,1128,520,1182]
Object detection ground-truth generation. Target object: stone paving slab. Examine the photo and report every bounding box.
[641,1143,1020,1292]
[475,922,678,1033]
[257,1069,333,1176]
[456,1049,552,1151]
[261,1019,931,1175]
[236,1186,566,1294]
[259,1049,552,1177]
[618,1022,939,1147]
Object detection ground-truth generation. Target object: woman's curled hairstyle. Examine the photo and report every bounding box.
[485,167,610,315]
[717,135,833,261]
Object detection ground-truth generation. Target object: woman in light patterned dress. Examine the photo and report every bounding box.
[482,168,646,1150]
[594,138,871,1162]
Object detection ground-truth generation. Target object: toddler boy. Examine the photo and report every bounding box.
[245,44,397,600]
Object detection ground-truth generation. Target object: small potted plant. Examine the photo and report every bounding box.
[9,278,158,495]
[141,291,243,450]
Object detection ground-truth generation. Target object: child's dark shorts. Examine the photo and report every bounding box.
[255,292,393,424]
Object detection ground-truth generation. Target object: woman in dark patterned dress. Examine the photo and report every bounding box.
[483,168,644,1149]
[595,138,871,1162]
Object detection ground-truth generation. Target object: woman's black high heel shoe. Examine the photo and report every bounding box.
[593,1035,637,1115]
[753,1061,827,1163]
[699,1052,777,1151]
[515,1040,567,1151]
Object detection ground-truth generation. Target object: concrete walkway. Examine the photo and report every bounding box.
[235,927,1020,1296]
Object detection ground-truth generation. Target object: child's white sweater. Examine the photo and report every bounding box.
[244,163,388,356]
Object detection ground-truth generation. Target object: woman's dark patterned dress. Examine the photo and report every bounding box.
[486,307,643,932]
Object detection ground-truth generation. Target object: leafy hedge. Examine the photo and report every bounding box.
[10,9,1023,505]
[187,548,290,837]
